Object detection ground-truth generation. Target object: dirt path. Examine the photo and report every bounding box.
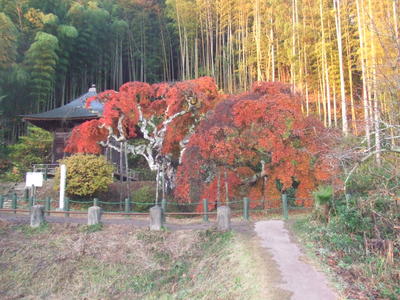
[254,220,338,300]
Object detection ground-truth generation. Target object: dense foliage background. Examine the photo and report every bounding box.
[0,0,180,142]
[1,0,399,153]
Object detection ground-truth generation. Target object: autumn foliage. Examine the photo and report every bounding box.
[66,77,338,210]
[64,119,108,154]
[65,76,221,159]
[174,82,338,210]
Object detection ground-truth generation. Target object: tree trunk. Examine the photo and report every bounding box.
[334,0,349,135]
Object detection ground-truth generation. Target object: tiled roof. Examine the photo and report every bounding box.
[23,90,103,121]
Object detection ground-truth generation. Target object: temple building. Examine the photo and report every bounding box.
[23,85,102,162]
[23,85,134,181]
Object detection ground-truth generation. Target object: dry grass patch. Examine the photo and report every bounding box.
[0,222,266,299]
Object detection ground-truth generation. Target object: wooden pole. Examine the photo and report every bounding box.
[224,169,229,205]
[155,166,160,206]
[282,193,288,220]
[203,198,209,222]
[243,197,249,220]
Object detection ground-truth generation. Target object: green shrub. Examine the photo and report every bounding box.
[333,205,373,235]
[5,126,52,180]
[313,185,333,205]
[346,154,400,197]
[312,185,333,221]
[131,185,155,212]
[55,154,114,198]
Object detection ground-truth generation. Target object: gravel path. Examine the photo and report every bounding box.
[255,220,338,300]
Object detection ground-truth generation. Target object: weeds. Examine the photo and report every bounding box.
[199,229,233,252]
[293,216,399,299]
[79,223,103,233]
[129,272,157,293]
[14,223,50,236]
[136,230,165,243]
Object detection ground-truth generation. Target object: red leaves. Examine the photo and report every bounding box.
[175,81,338,209]
[68,78,338,210]
[66,76,221,159]
[65,120,108,154]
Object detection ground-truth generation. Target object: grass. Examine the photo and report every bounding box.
[13,222,50,236]
[291,216,400,300]
[0,223,266,299]
[79,223,103,233]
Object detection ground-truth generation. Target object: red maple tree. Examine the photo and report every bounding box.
[174,82,339,210]
[66,78,338,209]
[65,77,221,189]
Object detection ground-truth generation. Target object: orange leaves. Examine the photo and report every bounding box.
[175,81,339,208]
[248,181,264,208]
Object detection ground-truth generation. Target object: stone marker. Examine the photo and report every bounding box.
[217,206,231,231]
[30,205,45,228]
[88,206,102,225]
[149,206,163,230]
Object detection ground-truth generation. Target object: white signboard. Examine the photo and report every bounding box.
[26,172,44,187]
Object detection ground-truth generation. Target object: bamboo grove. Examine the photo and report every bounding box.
[1,0,399,159]
[167,0,400,162]
[0,0,179,142]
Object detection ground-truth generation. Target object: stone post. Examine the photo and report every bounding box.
[88,206,102,225]
[30,205,45,228]
[217,206,231,231]
[149,206,163,230]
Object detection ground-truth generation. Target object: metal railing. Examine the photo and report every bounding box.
[0,194,312,221]
[32,164,60,177]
